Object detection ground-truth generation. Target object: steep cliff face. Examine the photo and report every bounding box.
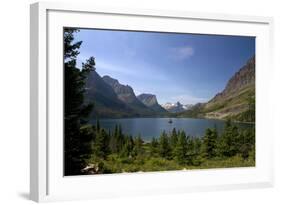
[85,70,134,118]
[102,76,140,104]
[102,76,155,114]
[137,94,167,113]
[176,56,255,122]
[137,94,158,107]
[208,56,255,104]
[85,72,169,118]
[204,56,255,120]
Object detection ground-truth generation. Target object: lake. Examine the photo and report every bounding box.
[91,118,254,141]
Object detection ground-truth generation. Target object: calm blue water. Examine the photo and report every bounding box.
[91,118,254,141]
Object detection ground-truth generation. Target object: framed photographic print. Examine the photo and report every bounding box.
[30,2,274,202]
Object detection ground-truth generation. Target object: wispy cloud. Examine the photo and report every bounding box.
[171,46,194,61]
[80,56,169,82]
[96,60,136,76]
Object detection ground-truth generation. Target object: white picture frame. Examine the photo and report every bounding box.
[30,1,274,202]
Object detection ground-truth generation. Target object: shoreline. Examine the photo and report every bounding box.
[90,116,255,124]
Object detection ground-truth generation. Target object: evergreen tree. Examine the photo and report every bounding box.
[186,135,195,164]
[93,130,105,159]
[159,131,171,159]
[171,128,178,148]
[121,135,134,158]
[202,127,218,159]
[109,124,124,154]
[150,137,159,157]
[116,125,125,153]
[218,119,239,157]
[192,138,203,165]
[133,135,144,157]
[109,125,119,153]
[93,128,109,159]
[64,28,95,175]
[174,131,188,164]
[237,128,255,159]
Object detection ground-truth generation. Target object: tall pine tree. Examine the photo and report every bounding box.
[93,128,110,159]
[64,28,95,175]
[171,128,178,147]
[133,135,144,157]
[202,127,218,159]
[150,137,159,157]
[174,131,188,165]
[218,119,239,157]
[159,131,171,159]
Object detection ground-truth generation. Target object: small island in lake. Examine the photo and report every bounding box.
[64,28,255,176]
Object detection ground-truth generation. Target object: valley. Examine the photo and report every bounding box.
[85,56,255,123]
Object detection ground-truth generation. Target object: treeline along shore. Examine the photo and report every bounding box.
[78,119,255,175]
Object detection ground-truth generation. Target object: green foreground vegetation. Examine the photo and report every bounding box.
[80,119,255,174]
[90,154,254,174]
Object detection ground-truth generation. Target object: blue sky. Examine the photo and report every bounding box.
[74,29,255,105]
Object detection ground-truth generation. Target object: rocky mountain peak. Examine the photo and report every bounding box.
[137,93,167,113]
[103,75,134,95]
[201,55,255,121]
[161,101,191,113]
[176,101,182,106]
[209,56,255,103]
[102,75,137,103]
[137,93,158,107]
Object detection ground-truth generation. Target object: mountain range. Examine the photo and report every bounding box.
[161,102,193,113]
[85,70,133,118]
[85,71,167,118]
[84,55,255,122]
[102,76,155,115]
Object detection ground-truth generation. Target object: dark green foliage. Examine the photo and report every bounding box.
[116,125,125,153]
[191,138,203,165]
[64,29,82,60]
[66,110,255,175]
[202,127,218,159]
[186,137,195,164]
[237,128,255,159]
[217,119,240,157]
[150,137,159,157]
[170,128,179,148]
[93,128,110,159]
[109,124,125,154]
[64,28,95,175]
[82,57,96,71]
[84,122,254,174]
[109,125,118,153]
[158,131,171,159]
[67,109,255,175]
[120,136,135,158]
[174,131,188,164]
[133,135,144,157]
